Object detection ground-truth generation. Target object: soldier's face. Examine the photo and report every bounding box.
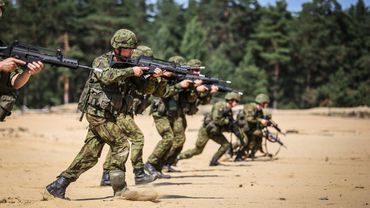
[227,100,239,108]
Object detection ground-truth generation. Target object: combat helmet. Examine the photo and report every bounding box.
[255,93,270,104]
[132,45,153,58]
[225,92,241,102]
[110,29,137,49]
[187,59,202,67]
[168,56,186,65]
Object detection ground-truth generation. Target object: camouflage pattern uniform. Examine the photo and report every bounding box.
[0,0,17,121]
[178,92,241,166]
[163,59,213,170]
[145,56,189,176]
[46,29,140,199]
[0,69,19,121]
[236,94,270,158]
[101,45,166,185]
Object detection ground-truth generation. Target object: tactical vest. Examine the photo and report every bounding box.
[0,71,17,121]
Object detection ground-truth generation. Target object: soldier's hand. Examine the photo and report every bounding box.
[260,119,269,126]
[152,67,164,78]
[196,85,208,92]
[179,79,192,88]
[133,66,149,77]
[162,71,174,77]
[210,85,219,93]
[26,61,44,75]
[193,79,203,87]
[0,58,26,72]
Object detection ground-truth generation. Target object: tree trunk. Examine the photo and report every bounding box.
[272,62,280,109]
[63,32,70,104]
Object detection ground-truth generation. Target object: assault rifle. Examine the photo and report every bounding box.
[174,74,243,95]
[262,127,286,148]
[0,41,101,72]
[111,55,192,75]
[223,111,245,157]
[264,117,285,136]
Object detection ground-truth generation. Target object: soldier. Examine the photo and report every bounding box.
[100,45,165,186]
[0,0,45,121]
[45,29,149,199]
[235,93,270,160]
[144,56,196,178]
[163,58,218,172]
[177,92,242,166]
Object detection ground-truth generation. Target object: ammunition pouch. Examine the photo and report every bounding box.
[0,94,16,121]
[86,83,123,115]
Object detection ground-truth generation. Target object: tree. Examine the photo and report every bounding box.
[180,17,207,60]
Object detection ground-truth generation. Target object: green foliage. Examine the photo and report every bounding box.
[1,0,369,108]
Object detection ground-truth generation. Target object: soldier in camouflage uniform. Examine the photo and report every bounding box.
[177,92,242,166]
[45,29,150,199]
[235,93,270,160]
[162,59,218,172]
[144,56,201,178]
[0,0,45,121]
[100,45,166,186]
[178,92,240,166]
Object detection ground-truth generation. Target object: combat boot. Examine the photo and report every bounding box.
[163,164,180,173]
[144,162,171,179]
[45,176,71,199]
[100,170,111,186]
[109,169,128,196]
[209,157,220,166]
[134,168,157,185]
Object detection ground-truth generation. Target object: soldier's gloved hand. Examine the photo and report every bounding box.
[0,58,26,72]
[133,66,149,77]
[179,79,192,89]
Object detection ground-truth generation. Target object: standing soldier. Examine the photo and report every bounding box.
[100,45,165,186]
[235,93,270,160]
[144,56,195,178]
[177,92,243,166]
[45,29,148,199]
[163,59,218,172]
[0,0,45,121]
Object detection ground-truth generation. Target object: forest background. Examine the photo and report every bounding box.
[1,0,369,109]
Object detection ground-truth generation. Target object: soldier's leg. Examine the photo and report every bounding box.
[146,116,173,175]
[46,128,105,199]
[59,128,105,182]
[119,115,156,184]
[209,133,230,166]
[178,127,209,160]
[164,115,186,168]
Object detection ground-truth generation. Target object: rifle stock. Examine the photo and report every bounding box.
[0,41,101,72]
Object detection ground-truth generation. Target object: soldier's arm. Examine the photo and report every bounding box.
[152,78,168,97]
[211,103,229,126]
[92,56,135,85]
[245,104,262,124]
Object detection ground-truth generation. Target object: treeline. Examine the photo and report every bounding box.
[1,0,369,108]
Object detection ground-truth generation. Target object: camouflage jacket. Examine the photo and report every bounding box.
[78,52,136,118]
[242,102,265,130]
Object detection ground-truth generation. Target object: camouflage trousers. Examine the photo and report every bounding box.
[178,126,230,162]
[247,129,263,155]
[59,113,130,182]
[147,113,186,170]
[103,114,145,170]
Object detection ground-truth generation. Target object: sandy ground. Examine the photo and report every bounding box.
[0,104,369,208]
